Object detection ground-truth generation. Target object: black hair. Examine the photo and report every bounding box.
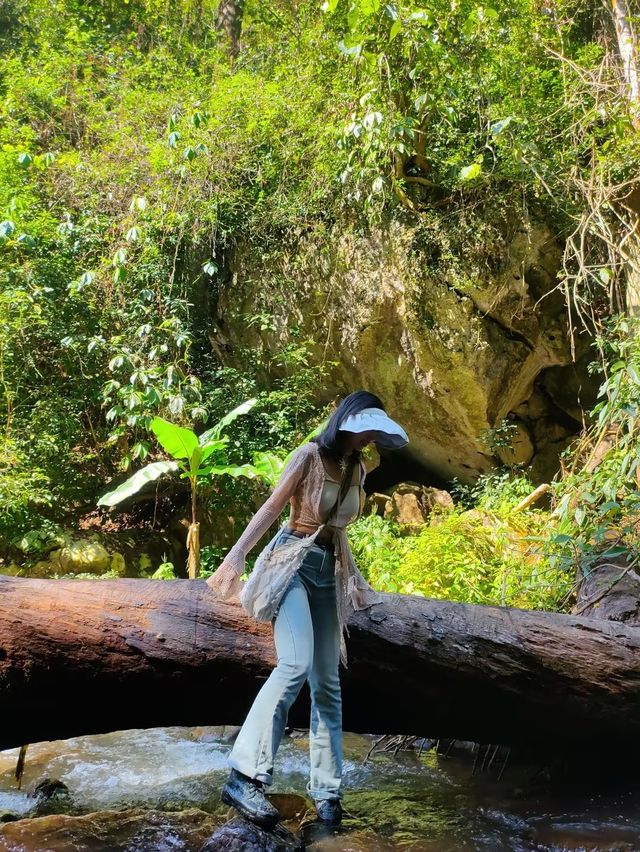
[312,388,384,474]
[311,391,385,517]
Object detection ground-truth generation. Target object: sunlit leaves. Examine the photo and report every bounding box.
[202,260,218,276]
[462,5,499,38]
[490,116,514,136]
[458,162,482,181]
[129,196,148,212]
[97,460,178,506]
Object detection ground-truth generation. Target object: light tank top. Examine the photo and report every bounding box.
[318,479,360,527]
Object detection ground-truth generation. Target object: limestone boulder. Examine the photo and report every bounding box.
[366,483,454,530]
[211,215,584,484]
[57,540,111,574]
[495,421,535,467]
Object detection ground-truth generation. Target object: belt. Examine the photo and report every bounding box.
[283,526,333,550]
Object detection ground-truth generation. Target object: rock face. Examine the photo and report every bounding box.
[576,558,640,625]
[210,216,598,485]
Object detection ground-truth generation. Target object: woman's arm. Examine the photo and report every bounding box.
[206,442,313,598]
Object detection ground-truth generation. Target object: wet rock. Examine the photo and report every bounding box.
[195,725,241,744]
[0,807,218,851]
[31,778,69,800]
[30,777,73,815]
[200,816,303,851]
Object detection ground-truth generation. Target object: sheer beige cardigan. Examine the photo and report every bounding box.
[206,441,382,664]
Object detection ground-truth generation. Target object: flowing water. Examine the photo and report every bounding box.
[0,727,639,851]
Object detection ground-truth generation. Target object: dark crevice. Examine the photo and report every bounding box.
[448,286,535,350]
[365,448,450,494]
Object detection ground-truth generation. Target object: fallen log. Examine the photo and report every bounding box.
[1,575,639,753]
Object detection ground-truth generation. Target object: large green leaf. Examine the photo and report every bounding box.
[200,439,228,462]
[151,417,199,460]
[97,461,178,507]
[189,445,203,477]
[250,451,286,487]
[199,398,257,444]
[204,463,264,479]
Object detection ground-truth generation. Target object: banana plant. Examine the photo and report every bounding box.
[98,405,328,578]
[99,399,263,578]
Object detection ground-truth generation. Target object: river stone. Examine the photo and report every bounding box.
[199,816,303,851]
[31,777,72,814]
[31,778,68,798]
[0,807,218,851]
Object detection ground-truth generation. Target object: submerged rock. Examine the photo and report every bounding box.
[200,815,303,851]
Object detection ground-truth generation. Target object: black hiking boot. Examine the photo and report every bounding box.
[220,768,280,829]
[314,797,342,825]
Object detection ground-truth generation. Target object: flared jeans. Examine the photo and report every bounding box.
[227,530,343,801]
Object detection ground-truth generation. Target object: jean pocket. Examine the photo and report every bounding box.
[300,547,326,571]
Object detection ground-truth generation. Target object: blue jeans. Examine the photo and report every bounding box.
[228,530,342,801]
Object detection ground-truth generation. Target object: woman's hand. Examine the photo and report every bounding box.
[205,560,243,600]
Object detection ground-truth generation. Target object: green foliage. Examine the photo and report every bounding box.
[451,469,535,513]
[349,506,573,611]
[2,0,638,585]
[151,560,177,580]
[97,460,179,508]
[347,513,407,591]
[549,315,640,575]
[98,401,263,508]
[327,0,639,232]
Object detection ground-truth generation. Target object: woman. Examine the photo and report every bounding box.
[206,390,409,828]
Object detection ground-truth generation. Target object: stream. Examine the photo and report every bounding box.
[1,727,639,850]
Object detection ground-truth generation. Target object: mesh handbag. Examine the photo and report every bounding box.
[240,457,354,622]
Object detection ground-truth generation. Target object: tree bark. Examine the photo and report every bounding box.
[216,0,244,59]
[610,0,640,125]
[1,576,640,753]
